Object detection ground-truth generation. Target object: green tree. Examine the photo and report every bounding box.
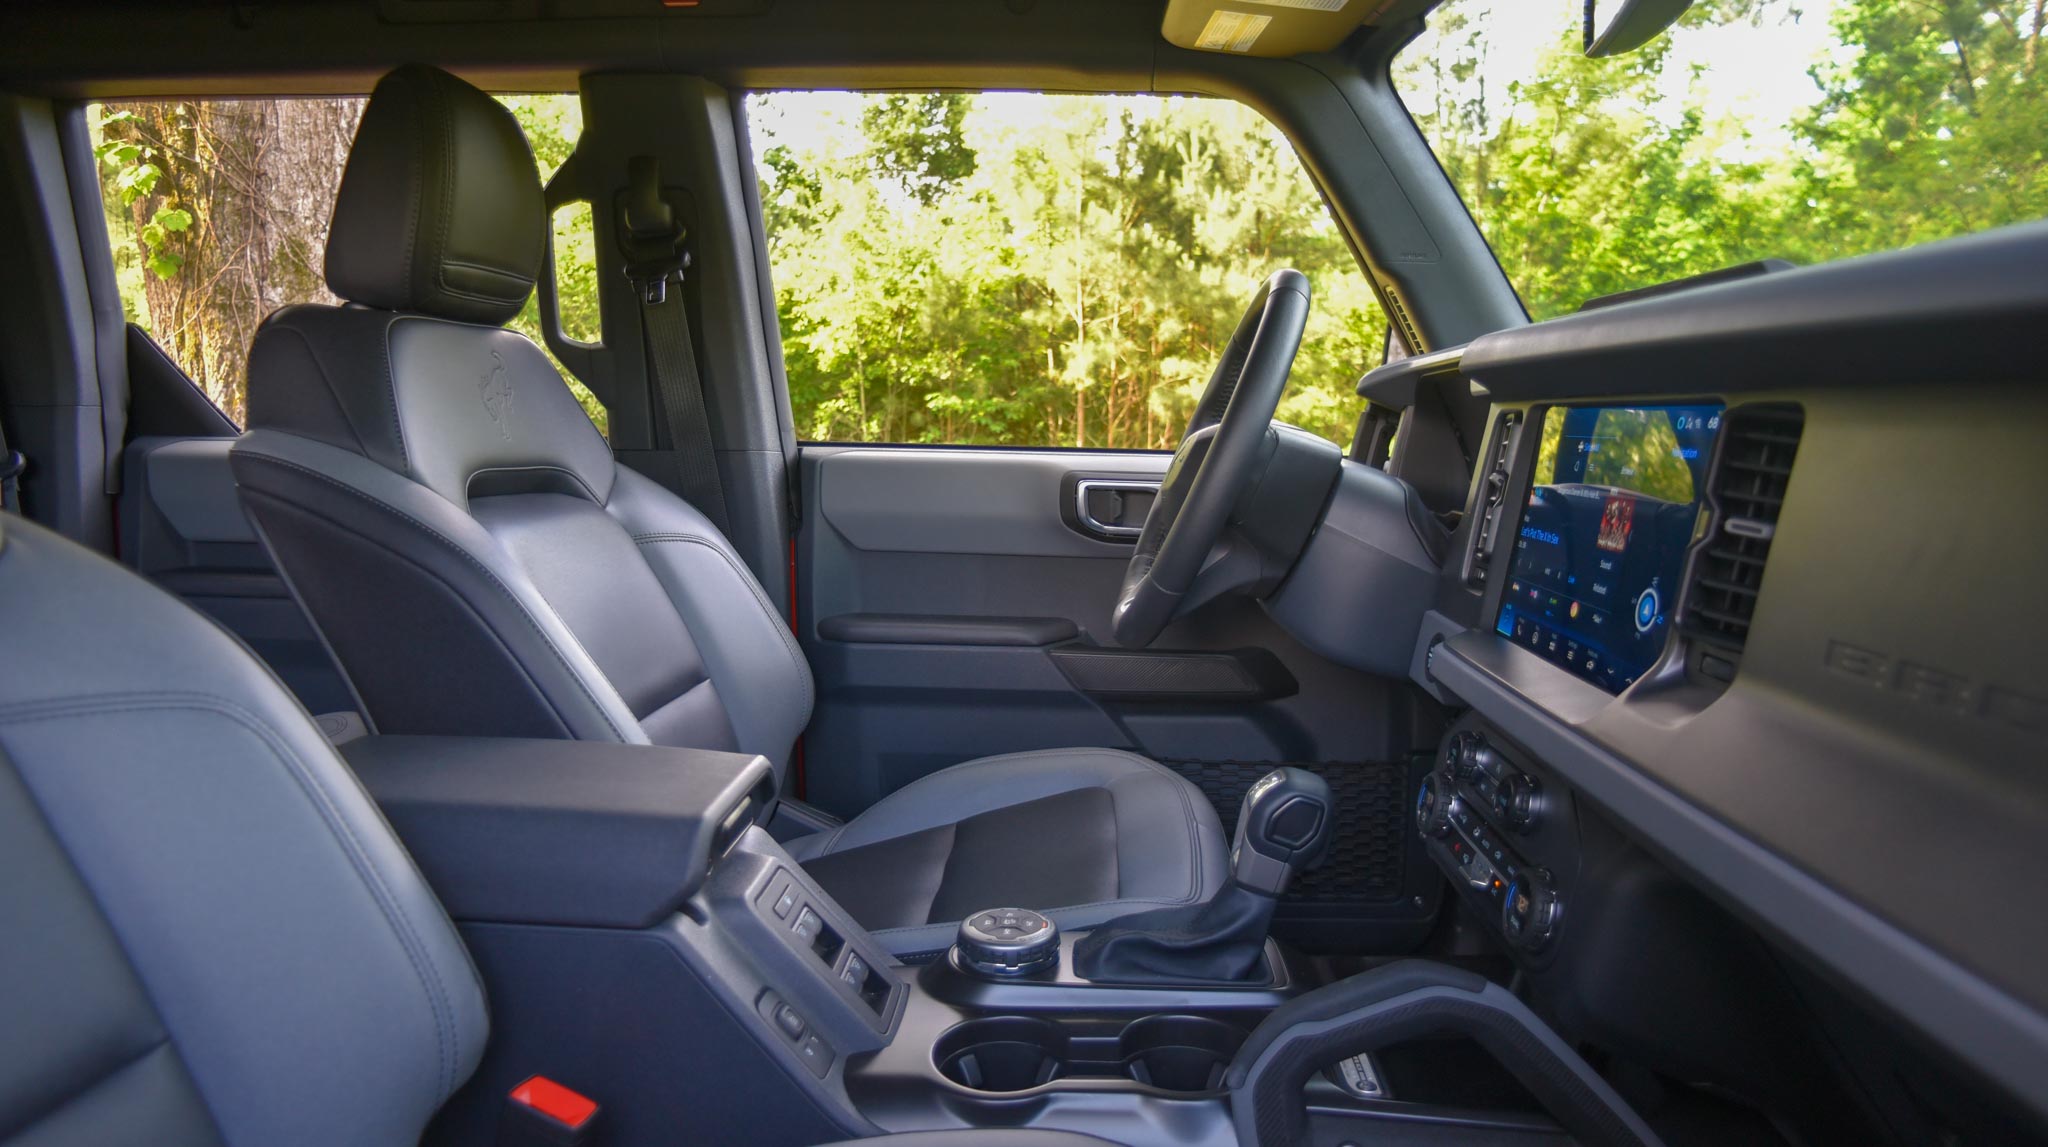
[1402,7,1792,319]
[500,94,608,435]
[1794,0,2048,259]
[1399,0,2047,317]
[861,93,979,205]
[753,93,1386,449]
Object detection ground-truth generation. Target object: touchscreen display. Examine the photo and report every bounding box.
[1495,404,1722,693]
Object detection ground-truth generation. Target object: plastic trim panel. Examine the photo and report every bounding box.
[1428,633,2048,1123]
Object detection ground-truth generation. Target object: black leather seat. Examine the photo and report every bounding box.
[229,65,1225,957]
[0,510,1120,1146]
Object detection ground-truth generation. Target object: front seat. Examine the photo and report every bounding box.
[0,509,1131,1147]
[229,64,1226,958]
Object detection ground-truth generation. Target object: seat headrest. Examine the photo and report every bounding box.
[325,65,545,326]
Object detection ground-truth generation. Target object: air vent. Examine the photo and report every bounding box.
[1682,404,1804,671]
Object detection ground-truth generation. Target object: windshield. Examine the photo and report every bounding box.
[1394,0,2048,319]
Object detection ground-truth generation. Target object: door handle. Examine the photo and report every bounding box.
[1075,479,1161,538]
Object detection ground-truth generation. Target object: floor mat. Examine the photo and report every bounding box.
[1161,759,1411,904]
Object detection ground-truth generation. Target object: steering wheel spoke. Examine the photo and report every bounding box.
[1112,269,1314,648]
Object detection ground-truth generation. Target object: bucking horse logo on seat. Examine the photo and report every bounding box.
[480,350,515,439]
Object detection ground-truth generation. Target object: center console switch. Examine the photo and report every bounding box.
[954,909,1060,977]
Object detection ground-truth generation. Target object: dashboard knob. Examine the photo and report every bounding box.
[1441,732,1473,777]
[1503,873,1562,952]
[1415,774,1453,838]
[1503,773,1543,833]
[1451,733,1490,781]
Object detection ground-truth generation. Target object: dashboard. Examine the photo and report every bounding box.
[1347,222,2048,1135]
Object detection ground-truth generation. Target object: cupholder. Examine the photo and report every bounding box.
[1118,1015,1245,1093]
[935,1016,1070,1092]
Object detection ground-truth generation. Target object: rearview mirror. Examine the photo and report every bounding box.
[1583,0,1694,57]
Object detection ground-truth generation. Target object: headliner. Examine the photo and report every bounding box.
[0,0,1436,99]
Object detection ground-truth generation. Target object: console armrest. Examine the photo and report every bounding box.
[344,735,774,928]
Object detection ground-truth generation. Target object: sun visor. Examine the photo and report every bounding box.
[1160,0,1413,57]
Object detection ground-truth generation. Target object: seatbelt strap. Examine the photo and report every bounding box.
[637,286,730,535]
[619,156,731,536]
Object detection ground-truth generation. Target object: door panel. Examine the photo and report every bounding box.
[815,448,1164,558]
[797,443,1443,951]
[797,445,1430,806]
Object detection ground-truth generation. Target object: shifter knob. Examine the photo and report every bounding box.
[1232,767,1334,895]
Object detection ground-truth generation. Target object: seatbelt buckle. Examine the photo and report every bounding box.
[502,1075,599,1146]
[0,450,25,482]
[617,154,690,305]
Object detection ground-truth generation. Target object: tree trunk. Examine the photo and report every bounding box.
[106,97,363,424]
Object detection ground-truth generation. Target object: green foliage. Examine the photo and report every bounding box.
[95,110,194,284]
[497,94,610,436]
[861,94,979,205]
[754,93,1385,449]
[1400,0,2047,318]
[1792,0,2048,259]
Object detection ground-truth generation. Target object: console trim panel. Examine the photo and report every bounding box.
[1429,633,2048,1121]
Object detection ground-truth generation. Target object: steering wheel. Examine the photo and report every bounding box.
[1112,269,1311,648]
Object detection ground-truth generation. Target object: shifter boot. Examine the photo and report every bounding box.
[1072,880,1278,983]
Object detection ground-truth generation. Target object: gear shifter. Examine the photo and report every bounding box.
[1230,767,1334,892]
[1073,767,1333,984]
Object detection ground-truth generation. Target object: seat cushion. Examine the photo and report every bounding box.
[790,748,1228,958]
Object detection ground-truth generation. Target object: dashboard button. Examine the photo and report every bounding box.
[797,1034,835,1078]
[792,908,823,943]
[772,1002,807,1042]
[1635,587,1661,633]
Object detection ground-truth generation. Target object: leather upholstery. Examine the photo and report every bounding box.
[791,749,1229,958]
[325,64,544,325]
[233,63,1223,957]
[0,513,487,1146]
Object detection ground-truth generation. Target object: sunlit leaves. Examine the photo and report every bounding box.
[1398,0,2047,315]
[749,92,1384,449]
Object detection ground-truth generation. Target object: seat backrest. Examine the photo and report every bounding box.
[0,511,487,1146]
[230,65,810,786]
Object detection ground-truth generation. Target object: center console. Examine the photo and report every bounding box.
[347,735,1663,1147]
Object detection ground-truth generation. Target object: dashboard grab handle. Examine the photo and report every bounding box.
[1226,959,1665,1147]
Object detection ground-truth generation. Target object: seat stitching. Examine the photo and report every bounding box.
[0,692,466,1101]
[236,451,635,743]
[630,533,814,714]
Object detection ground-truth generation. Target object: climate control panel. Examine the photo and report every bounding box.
[1420,725,1571,958]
